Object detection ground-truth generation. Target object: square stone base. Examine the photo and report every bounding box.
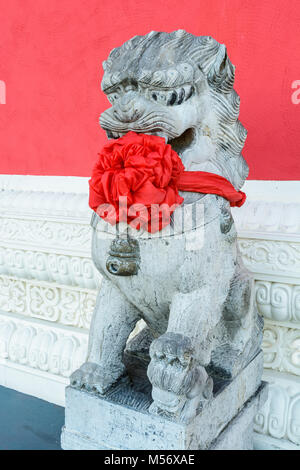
[61,351,267,450]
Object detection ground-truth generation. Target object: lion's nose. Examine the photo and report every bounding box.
[113,92,144,123]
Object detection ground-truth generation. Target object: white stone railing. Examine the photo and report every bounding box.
[0,176,299,449]
[232,199,300,450]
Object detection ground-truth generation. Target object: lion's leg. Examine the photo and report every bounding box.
[71,278,140,394]
[213,255,264,377]
[147,286,224,422]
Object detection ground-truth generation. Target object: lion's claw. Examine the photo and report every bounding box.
[70,362,123,395]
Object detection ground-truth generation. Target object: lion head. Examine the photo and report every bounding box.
[100,30,248,190]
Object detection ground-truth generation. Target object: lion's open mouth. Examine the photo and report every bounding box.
[106,127,195,157]
[168,128,195,155]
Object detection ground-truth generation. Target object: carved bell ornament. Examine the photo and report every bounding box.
[106,236,140,276]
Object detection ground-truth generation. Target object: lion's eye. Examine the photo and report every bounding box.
[167,91,178,105]
[149,91,168,104]
[149,86,195,106]
[107,93,120,104]
[167,86,195,105]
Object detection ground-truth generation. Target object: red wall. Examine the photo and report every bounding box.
[0,0,299,179]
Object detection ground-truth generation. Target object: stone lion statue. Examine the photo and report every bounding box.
[71,30,263,423]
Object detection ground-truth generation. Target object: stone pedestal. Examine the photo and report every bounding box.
[61,351,267,450]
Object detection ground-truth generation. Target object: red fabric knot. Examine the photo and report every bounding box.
[89,132,246,233]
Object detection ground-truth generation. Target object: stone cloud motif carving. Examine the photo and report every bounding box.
[69,30,263,425]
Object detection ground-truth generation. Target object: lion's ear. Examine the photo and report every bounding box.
[207,44,235,94]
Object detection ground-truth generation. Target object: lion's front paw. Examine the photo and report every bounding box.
[147,332,213,422]
[70,362,124,395]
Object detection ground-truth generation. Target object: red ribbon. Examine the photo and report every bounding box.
[177,171,246,208]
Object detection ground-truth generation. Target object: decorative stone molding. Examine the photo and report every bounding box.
[254,370,300,447]
[0,275,96,330]
[0,247,99,289]
[238,239,300,280]
[0,218,92,255]
[0,190,90,220]
[256,281,300,323]
[0,190,92,259]
[232,200,300,238]
[262,321,300,376]
[0,312,88,378]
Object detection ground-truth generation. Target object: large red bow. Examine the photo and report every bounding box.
[89,132,246,233]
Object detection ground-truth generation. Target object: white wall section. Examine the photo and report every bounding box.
[0,176,299,450]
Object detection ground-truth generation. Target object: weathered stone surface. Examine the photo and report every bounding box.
[62,352,265,450]
[210,384,268,450]
[71,193,263,422]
